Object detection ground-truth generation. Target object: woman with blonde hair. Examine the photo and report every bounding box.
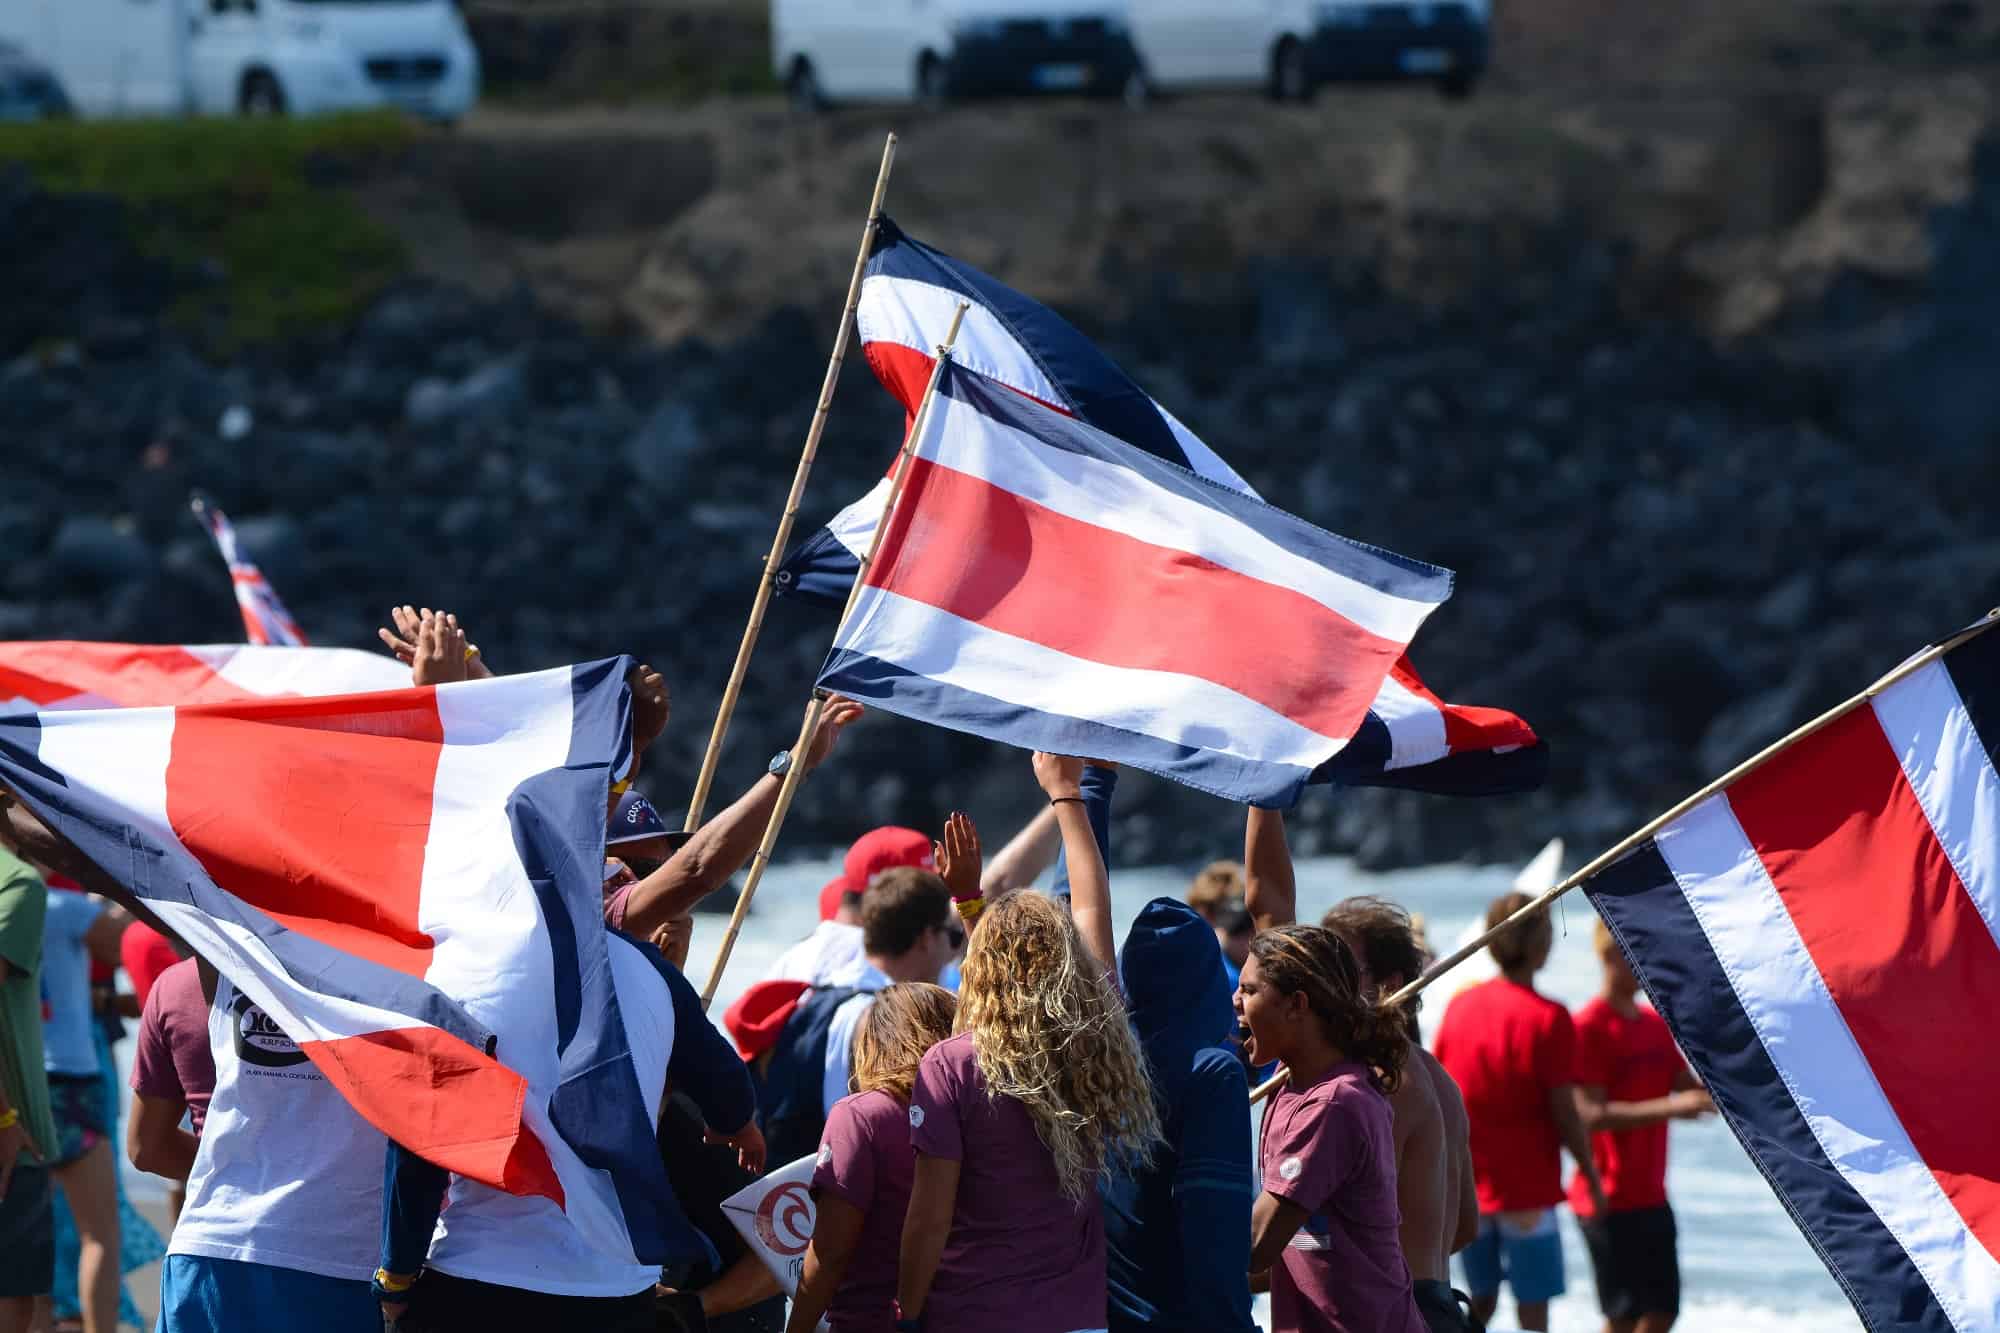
[785,982,957,1333]
[893,754,1160,1333]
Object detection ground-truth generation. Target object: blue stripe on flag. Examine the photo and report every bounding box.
[868,218,1189,464]
[1943,621,2000,778]
[1586,841,1951,1333]
[0,712,499,1051]
[936,361,1454,606]
[818,648,1318,807]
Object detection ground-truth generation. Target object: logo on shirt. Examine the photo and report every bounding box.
[754,1181,814,1257]
[1278,1156,1304,1182]
[230,993,309,1069]
[817,1143,833,1168]
[908,1104,926,1130]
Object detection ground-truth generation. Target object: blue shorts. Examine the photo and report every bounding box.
[157,1254,376,1333]
[1458,1209,1566,1305]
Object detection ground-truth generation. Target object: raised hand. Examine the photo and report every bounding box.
[411,611,470,687]
[1032,752,1085,802]
[629,665,670,755]
[934,811,982,904]
[379,605,491,680]
[803,695,864,773]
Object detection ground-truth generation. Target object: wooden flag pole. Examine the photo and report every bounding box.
[699,300,973,1010]
[1251,606,2000,1106]
[682,132,899,835]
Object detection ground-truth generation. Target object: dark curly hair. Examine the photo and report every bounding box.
[1249,924,1409,1092]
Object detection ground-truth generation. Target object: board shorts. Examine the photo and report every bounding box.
[1580,1203,1680,1320]
[1414,1277,1483,1332]
[0,1161,53,1299]
[47,1073,105,1168]
[157,1254,377,1333]
[1458,1209,1566,1305]
[399,1269,654,1333]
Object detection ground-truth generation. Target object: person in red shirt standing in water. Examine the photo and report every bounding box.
[1434,892,1606,1333]
[1570,920,1713,1333]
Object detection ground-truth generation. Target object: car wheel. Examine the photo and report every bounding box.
[917,53,949,107]
[240,70,286,116]
[1438,69,1477,100]
[1269,38,1312,103]
[787,59,823,114]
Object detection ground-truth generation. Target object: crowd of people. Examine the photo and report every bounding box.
[0,608,1714,1333]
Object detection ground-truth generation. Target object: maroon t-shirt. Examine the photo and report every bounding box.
[129,958,216,1135]
[812,1090,913,1333]
[1260,1062,1423,1333]
[909,1031,1106,1333]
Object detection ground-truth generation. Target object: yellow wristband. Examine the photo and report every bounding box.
[954,897,985,923]
[0,1108,17,1130]
[373,1268,415,1293]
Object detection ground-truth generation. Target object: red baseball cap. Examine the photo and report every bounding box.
[817,873,860,923]
[842,826,935,888]
[723,979,812,1061]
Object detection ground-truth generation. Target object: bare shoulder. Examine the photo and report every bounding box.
[1418,1048,1471,1129]
[1389,1041,1445,1146]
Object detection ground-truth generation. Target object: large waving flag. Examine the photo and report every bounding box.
[778,218,1541,795]
[0,660,683,1265]
[192,494,309,646]
[1584,619,2000,1332]
[817,361,1451,807]
[0,642,408,714]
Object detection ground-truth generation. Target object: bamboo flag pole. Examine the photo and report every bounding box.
[681,132,900,835]
[700,300,974,1009]
[1251,606,2000,1106]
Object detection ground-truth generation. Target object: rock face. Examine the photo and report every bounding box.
[4,131,1997,875]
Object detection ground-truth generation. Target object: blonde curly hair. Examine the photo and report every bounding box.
[956,891,1161,1202]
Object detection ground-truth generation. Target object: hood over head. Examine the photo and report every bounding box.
[1118,897,1236,1097]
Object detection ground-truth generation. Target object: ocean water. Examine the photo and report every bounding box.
[117,850,1862,1332]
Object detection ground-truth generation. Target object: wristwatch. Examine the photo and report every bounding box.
[768,749,794,779]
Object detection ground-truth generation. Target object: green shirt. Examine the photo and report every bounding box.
[0,847,56,1162]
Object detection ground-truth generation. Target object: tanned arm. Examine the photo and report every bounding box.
[896,1154,962,1322]
[1244,806,1297,931]
[1249,1191,1313,1276]
[785,1194,866,1333]
[1034,753,1114,973]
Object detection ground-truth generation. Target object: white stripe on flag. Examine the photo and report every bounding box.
[839,587,1343,767]
[185,645,410,698]
[1367,671,1450,769]
[859,274,1069,410]
[1870,661,2000,960]
[419,669,579,1095]
[920,392,1443,644]
[824,477,894,562]
[1151,397,1256,494]
[1656,795,2000,1331]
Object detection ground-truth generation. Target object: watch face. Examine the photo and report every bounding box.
[769,750,792,776]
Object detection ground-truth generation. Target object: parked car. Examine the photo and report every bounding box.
[1124,0,1488,101]
[0,0,479,120]
[0,40,73,120]
[773,0,1144,108]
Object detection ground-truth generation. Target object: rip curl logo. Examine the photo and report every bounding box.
[1278,1156,1304,1182]
[908,1104,926,1129]
[230,993,310,1069]
[754,1181,814,1257]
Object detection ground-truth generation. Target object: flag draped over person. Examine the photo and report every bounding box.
[816,360,1451,808]
[1582,619,2000,1333]
[0,659,685,1265]
[0,641,409,714]
[192,494,309,646]
[778,217,1543,795]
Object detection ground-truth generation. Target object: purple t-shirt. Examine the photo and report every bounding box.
[909,1031,1106,1333]
[1259,1062,1423,1333]
[812,1089,913,1333]
[129,958,216,1135]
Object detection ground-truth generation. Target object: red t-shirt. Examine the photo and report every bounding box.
[1433,977,1577,1213]
[120,922,183,1009]
[1566,997,1687,1217]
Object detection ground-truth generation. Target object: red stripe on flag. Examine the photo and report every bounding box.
[0,644,249,709]
[1730,708,2000,1261]
[867,456,1402,740]
[864,339,1074,446]
[166,691,446,977]
[300,1029,564,1203]
[1388,656,1537,753]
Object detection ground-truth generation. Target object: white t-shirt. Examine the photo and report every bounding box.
[763,920,865,987]
[820,961,890,1115]
[171,979,386,1281]
[425,934,675,1297]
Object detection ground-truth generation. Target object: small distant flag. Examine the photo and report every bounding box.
[816,360,1451,808]
[191,493,308,646]
[1584,617,2000,1332]
[779,219,1543,796]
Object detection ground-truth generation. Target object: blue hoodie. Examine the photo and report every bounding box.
[1105,898,1258,1333]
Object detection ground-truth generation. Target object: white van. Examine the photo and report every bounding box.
[0,0,479,119]
[772,0,1144,107]
[1126,0,1488,101]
